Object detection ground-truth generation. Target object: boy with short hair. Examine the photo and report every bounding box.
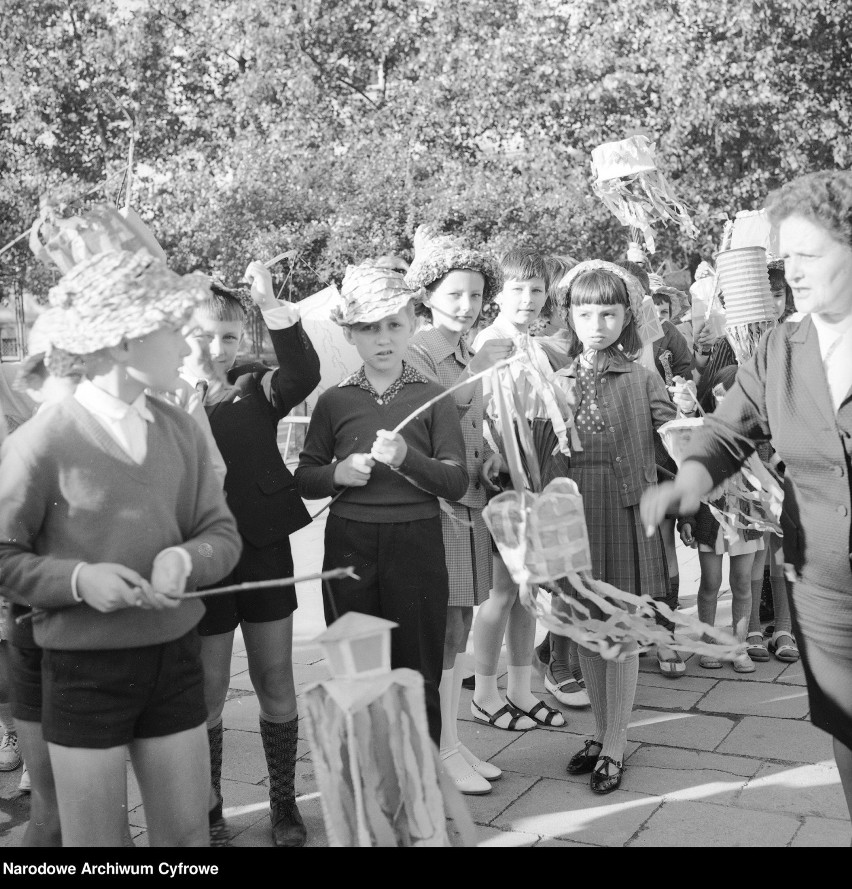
[650,290,693,386]
[180,260,321,847]
[295,265,468,743]
[0,248,242,846]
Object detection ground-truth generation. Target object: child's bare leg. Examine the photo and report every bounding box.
[199,631,235,813]
[748,535,769,635]
[471,557,535,729]
[729,552,756,643]
[131,726,209,847]
[16,720,60,846]
[47,743,128,846]
[697,550,724,667]
[505,595,562,722]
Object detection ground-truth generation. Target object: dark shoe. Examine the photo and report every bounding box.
[590,756,624,794]
[461,675,476,691]
[566,739,602,775]
[271,801,307,848]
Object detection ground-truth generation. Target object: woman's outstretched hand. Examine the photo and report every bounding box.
[640,481,702,537]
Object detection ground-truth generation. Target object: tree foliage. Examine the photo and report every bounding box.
[1,0,849,301]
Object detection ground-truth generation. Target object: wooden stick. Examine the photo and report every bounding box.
[15,567,358,625]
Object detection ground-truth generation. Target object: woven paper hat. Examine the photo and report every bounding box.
[331,264,421,326]
[714,246,776,327]
[46,249,211,355]
[17,308,88,382]
[30,202,168,273]
[404,225,502,303]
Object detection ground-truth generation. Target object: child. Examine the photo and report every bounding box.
[405,228,509,793]
[677,367,764,673]
[0,249,242,845]
[1,325,84,844]
[180,261,320,847]
[470,249,569,731]
[295,264,468,745]
[550,261,676,794]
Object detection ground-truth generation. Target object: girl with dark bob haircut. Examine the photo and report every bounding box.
[556,268,643,361]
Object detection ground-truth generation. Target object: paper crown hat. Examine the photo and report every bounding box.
[714,246,776,327]
[404,225,502,303]
[30,202,168,273]
[726,209,780,259]
[331,264,422,326]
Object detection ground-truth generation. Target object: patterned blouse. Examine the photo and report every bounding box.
[338,361,430,405]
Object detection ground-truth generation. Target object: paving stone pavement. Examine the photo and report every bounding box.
[1,502,849,848]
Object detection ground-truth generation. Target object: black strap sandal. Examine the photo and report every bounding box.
[506,696,566,727]
[590,756,625,794]
[471,700,534,731]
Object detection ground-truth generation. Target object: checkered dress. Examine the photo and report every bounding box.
[407,329,493,606]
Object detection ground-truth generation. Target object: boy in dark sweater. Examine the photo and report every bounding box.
[180,260,320,847]
[295,265,468,743]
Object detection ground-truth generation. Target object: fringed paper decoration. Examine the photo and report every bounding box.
[302,613,475,847]
[591,135,699,254]
[658,418,784,544]
[483,477,744,662]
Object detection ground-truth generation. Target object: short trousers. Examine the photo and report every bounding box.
[41,630,207,749]
[8,641,43,723]
[197,538,296,636]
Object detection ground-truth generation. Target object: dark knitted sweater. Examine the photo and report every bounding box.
[295,372,468,522]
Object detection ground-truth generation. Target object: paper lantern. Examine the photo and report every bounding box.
[591,135,699,253]
[315,611,397,679]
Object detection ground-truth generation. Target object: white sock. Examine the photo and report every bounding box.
[438,665,459,755]
[473,671,503,712]
[507,664,539,711]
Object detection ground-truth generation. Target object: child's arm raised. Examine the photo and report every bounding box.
[245,261,321,418]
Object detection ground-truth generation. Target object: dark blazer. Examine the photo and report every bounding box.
[206,321,321,549]
[684,316,852,591]
[561,356,676,507]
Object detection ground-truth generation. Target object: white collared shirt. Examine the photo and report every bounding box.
[74,379,154,464]
[811,314,852,413]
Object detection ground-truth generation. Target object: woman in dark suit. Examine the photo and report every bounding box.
[641,169,852,823]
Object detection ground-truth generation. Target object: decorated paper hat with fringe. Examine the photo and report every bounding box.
[14,308,88,386]
[331,264,422,326]
[46,248,211,356]
[404,225,502,303]
[591,135,698,254]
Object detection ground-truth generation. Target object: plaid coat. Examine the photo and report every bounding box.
[561,355,677,507]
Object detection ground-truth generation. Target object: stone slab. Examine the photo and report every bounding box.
[790,816,851,847]
[697,680,810,719]
[734,761,848,820]
[461,771,541,825]
[492,776,661,845]
[619,765,744,805]
[624,745,762,777]
[717,716,835,763]
[229,793,327,847]
[629,799,800,847]
[636,672,720,693]
[627,708,736,751]
[777,661,807,687]
[634,684,705,711]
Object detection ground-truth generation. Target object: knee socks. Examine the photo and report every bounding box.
[602,654,639,764]
[579,650,608,746]
[259,715,299,811]
[207,720,224,822]
[438,664,459,756]
[748,580,764,635]
[549,635,573,684]
[770,575,792,634]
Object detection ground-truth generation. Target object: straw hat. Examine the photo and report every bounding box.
[46,249,211,355]
[404,225,502,303]
[714,246,776,327]
[331,264,422,326]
